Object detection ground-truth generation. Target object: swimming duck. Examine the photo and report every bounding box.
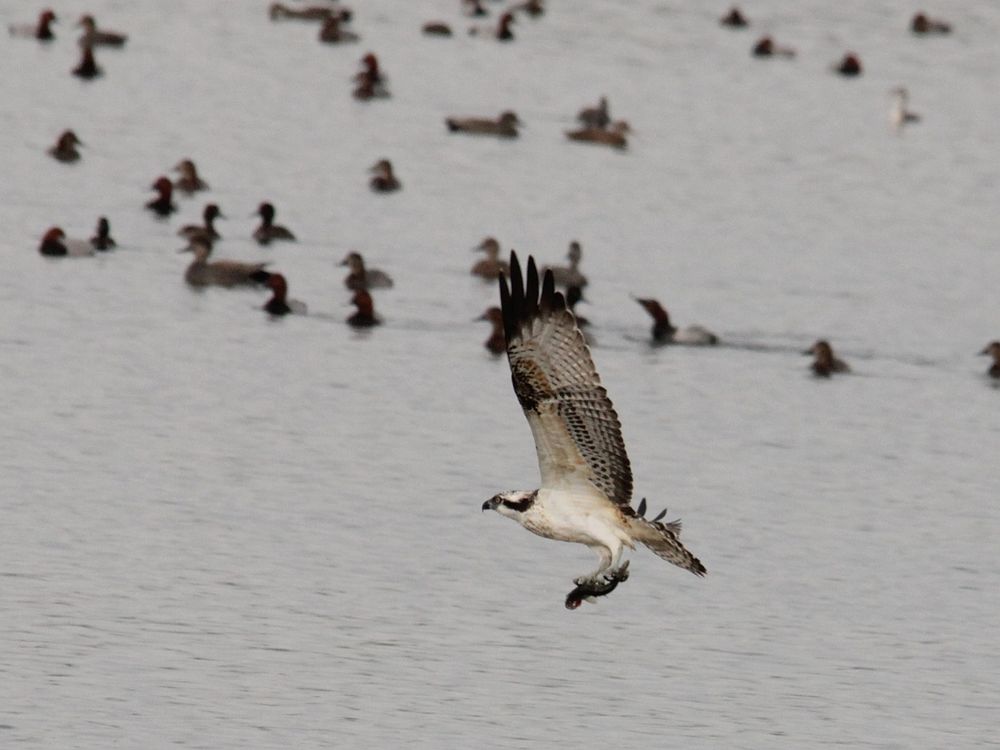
[348,289,381,327]
[910,12,951,35]
[511,0,544,18]
[471,237,509,280]
[253,202,297,245]
[634,297,718,345]
[353,53,390,100]
[178,203,225,242]
[543,241,588,288]
[38,227,94,257]
[752,36,796,57]
[268,3,341,21]
[979,341,1000,379]
[181,238,270,288]
[890,87,921,132]
[369,159,401,192]
[77,15,127,47]
[445,110,520,138]
[319,15,358,43]
[172,159,209,195]
[422,21,453,36]
[834,52,862,77]
[577,96,610,129]
[146,177,177,218]
[9,9,57,41]
[341,251,394,290]
[90,217,116,251]
[463,0,489,18]
[719,6,749,28]
[565,121,629,149]
[48,130,83,163]
[478,306,506,354]
[805,340,849,377]
[72,44,102,79]
[262,273,308,316]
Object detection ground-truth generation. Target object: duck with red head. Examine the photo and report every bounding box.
[348,289,380,327]
[752,36,796,58]
[173,159,209,195]
[38,227,94,257]
[470,11,514,40]
[634,297,718,345]
[834,52,862,77]
[9,9,57,41]
[805,340,850,377]
[719,6,748,28]
[146,177,177,218]
[478,306,506,354]
[72,44,102,79]
[90,217,116,251]
[253,202,296,245]
[353,53,389,100]
[48,130,83,163]
[262,273,308,316]
[979,341,1000,379]
[369,159,401,192]
[77,15,127,47]
[911,12,951,35]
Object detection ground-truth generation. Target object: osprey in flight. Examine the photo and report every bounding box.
[483,252,706,609]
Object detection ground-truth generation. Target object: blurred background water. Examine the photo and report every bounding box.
[1,1,998,748]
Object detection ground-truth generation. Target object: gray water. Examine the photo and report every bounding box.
[2,1,999,747]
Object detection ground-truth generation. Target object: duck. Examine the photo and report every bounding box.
[910,12,951,35]
[341,251,393,290]
[253,202,297,245]
[890,87,921,132]
[565,121,629,149]
[634,297,718,345]
[181,238,270,288]
[77,15,127,47]
[172,159,209,195]
[511,0,544,18]
[268,3,340,21]
[47,130,83,163]
[89,217,116,251]
[719,6,749,28]
[979,341,1000,379]
[834,52,862,77]
[471,236,509,280]
[178,203,225,242]
[9,9,57,41]
[38,227,94,257]
[804,340,849,377]
[470,11,514,40]
[478,306,506,354]
[752,36,796,57]
[422,21,453,37]
[577,96,610,129]
[262,273,308,316]
[463,0,489,18]
[445,110,520,138]
[146,177,177,218]
[353,53,390,100]
[369,159,401,192]
[72,44,102,80]
[543,241,588,288]
[319,15,358,43]
[348,289,381,327]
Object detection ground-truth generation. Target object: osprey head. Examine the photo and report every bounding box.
[482,490,537,517]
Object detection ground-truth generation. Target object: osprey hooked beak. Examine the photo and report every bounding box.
[482,496,500,512]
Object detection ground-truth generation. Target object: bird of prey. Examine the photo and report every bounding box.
[483,252,706,609]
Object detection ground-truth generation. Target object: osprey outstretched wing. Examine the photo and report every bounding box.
[499,252,632,505]
[484,251,706,609]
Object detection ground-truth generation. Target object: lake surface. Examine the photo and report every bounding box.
[2,1,998,747]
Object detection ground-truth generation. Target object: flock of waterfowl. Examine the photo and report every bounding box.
[15,3,1000,381]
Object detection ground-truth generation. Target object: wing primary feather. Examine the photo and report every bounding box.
[637,498,647,517]
[524,256,539,324]
[540,267,557,312]
[502,250,523,343]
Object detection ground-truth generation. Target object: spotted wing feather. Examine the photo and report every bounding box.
[499,252,633,505]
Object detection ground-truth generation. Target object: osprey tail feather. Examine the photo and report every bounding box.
[628,515,707,576]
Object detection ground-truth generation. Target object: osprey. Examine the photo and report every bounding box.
[483,252,707,609]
